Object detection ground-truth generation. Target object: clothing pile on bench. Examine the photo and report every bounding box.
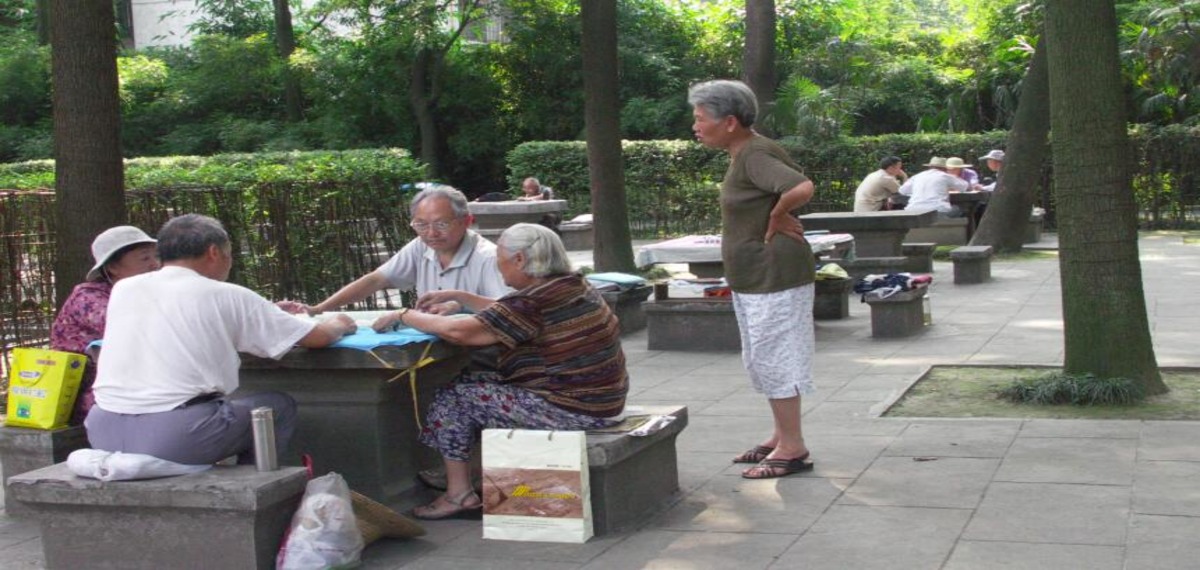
[853,272,932,302]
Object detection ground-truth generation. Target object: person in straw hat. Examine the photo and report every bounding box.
[50,225,162,425]
[899,156,969,217]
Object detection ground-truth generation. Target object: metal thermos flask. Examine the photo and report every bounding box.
[251,407,278,471]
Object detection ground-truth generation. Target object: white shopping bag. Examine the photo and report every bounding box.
[481,429,592,543]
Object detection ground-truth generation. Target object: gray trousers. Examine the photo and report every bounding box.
[84,391,297,465]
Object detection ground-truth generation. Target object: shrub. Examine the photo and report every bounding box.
[996,373,1145,406]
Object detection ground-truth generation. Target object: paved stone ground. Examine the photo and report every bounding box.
[3,232,1199,569]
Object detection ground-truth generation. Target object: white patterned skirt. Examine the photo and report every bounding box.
[731,283,815,399]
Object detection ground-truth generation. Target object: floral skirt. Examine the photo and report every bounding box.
[418,374,618,462]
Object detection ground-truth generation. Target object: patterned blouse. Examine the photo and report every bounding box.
[50,280,111,423]
[473,274,628,418]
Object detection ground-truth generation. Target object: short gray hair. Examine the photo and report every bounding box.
[157,214,230,262]
[687,79,758,128]
[410,185,469,218]
[498,223,572,278]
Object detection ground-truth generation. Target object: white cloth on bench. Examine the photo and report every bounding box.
[67,448,211,481]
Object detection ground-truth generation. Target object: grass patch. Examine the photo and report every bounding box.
[932,246,1056,262]
[885,366,1200,420]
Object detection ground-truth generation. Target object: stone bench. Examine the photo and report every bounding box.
[559,221,594,250]
[951,245,993,284]
[645,299,740,351]
[814,278,853,320]
[601,284,652,335]
[901,242,937,273]
[0,424,90,517]
[904,217,968,246]
[8,463,307,569]
[587,404,687,534]
[864,288,927,338]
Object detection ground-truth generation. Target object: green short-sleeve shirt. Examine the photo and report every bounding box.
[720,136,816,294]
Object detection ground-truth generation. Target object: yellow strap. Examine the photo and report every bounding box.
[365,342,436,430]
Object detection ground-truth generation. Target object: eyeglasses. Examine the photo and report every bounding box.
[410,219,457,233]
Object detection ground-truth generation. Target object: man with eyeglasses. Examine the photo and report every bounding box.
[283,185,510,317]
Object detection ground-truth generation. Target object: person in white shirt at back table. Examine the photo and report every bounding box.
[899,156,969,218]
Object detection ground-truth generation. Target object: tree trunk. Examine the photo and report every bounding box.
[1045,0,1165,393]
[272,0,303,122]
[409,48,442,178]
[970,32,1050,252]
[581,0,635,273]
[49,0,126,310]
[743,0,776,138]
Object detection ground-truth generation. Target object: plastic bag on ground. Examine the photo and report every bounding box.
[277,472,364,570]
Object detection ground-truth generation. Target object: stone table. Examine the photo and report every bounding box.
[799,209,937,257]
[635,233,855,278]
[467,199,568,239]
[239,328,469,509]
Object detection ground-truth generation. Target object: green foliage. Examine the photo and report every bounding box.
[0,34,48,127]
[997,373,1146,406]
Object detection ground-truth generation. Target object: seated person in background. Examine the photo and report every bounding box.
[957,162,981,189]
[853,156,907,212]
[515,177,554,201]
[281,185,510,317]
[372,223,628,520]
[51,225,160,425]
[900,156,968,217]
[979,149,1005,191]
[85,214,355,466]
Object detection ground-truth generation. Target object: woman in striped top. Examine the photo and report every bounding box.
[378,223,628,520]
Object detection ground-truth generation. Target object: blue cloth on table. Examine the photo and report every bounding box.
[87,329,437,352]
[331,327,436,350]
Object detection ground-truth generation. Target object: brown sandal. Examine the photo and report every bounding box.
[732,445,775,464]
[741,453,814,479]
[411,489,482,520]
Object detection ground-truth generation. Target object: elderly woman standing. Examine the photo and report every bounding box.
[688,79,816,479]
[372,223,628,519]
[50,226,161,424]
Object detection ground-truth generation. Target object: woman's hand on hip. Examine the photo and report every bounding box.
[765,212,806,243]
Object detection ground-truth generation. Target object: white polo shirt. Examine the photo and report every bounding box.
[375,230,510,298]
[93,266,316,414]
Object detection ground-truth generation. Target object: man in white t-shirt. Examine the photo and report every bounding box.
[86,214,356,465]
[284,185,510,323]
[899,156,969,217]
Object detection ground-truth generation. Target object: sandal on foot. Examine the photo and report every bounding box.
[411,489,483,521]
[732,445,776,464]
[741,453,814,479]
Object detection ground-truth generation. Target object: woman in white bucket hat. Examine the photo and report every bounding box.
[50,225,160,424]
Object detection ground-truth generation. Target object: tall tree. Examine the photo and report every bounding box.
[316,0,489,178]
[743,0,776,138]
[581,0,635,272]
[970,34,1049,252]
[49,0,126,309]
[272,0,303,122]
[1045,0,1165,393]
